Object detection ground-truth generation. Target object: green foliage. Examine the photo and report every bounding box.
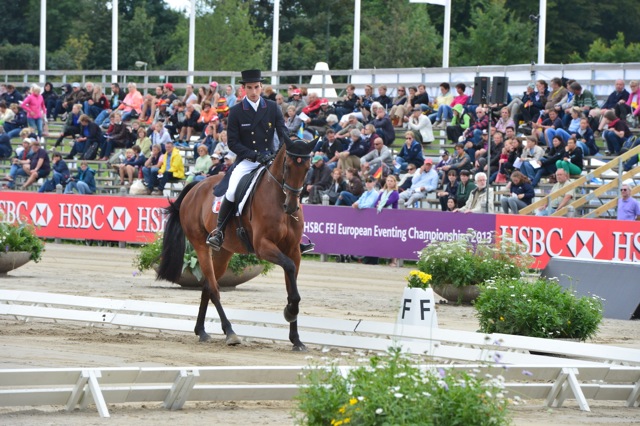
[573,33,640,64]
[417,230,532,288]
[0,43,39,70]
[405,270,432,290]
[295,347,511,425]
[475,276,603,341]
[451,0,534,66]
[0,220,45,263]
[133,234,273,282]
[119,7,156,70]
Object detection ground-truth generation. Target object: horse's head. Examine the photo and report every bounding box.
[280,137,315,215]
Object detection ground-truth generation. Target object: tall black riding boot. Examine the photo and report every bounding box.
[206,198,236,250]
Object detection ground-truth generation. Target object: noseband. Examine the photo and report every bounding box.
[266,150,312,196]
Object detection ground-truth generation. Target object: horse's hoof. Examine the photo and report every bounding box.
[283,307,297,323]
[292,344,308,352]
[226,333,242,346]
[198,332,212,342]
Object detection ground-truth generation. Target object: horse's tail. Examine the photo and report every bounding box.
[156,181,199,283]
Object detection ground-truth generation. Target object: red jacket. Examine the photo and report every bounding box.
[302,99,321,115]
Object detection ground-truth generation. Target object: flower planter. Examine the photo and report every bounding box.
[432,284,480,304]
[0,252,32,275]
[157,265,265,290]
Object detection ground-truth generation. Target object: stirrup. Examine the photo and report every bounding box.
[300,242,315,254]
[206,229,224,250]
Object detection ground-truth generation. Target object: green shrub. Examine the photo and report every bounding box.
[0,219,45,262]
[475,277,603,341]
[295,348,511,426]
[417,231,532,288]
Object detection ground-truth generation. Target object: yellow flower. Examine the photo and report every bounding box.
[499,316,504,321]
[344,419,351,424]
[349,398,358,405]
[338,406,346,414]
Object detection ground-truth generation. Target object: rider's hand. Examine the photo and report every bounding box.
[256,153,274,165]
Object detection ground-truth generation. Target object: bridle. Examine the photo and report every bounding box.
[265,149,312,196]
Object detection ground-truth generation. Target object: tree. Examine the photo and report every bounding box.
[119,7,156,69]
[570,33,640,64]
[451,0,534,66]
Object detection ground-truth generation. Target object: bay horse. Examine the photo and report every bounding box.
[157,138,315,351]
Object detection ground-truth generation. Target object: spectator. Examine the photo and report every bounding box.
[338,128,368,170]
[441,143,472,176]
[206,153,225,176]
[393,131,424,174]
[176,103,200,146]
[371,107,395,146]
[212,129,230,157]
[535,169,576,216]
[336,167,364,206]
[55,103,83,148]
[303,155,332,204]
[518,136,545,181]
[575,117,598,156]
[321,168,347,205]
[406,106,434,144]
[521,79,548,124]
[432,83,467,127]
[151,121,172,153]
[590,79,629,127]
[38,152,69,193]
[134,127,152,158]
[336,114,363,142]
[476,130,504,178]
[100,112,130,160]
[361,137,393,177]
[67,114,103,160]
[399,158,438,208]
[305,98,336,136]
[389,86,408,127]
[302,92,322,117]
[84,84,110,119]
[197,101,217,131]
[623,80,640,123]
[556,137,583,176]
[374,85,393,110]
[156,140,185,194]
[462,107,489,158]
[60,82,85,116]
[445,104,471,144]
[0,101,14,125]
[64,161,96,194]
[187,144,213,184]
[284,105,303,134]
[335,84,358,119]
[540,108,573,147]
[437,169,459,211]
[602,110,632,155]
[0,129,11,158]
[510,83,534,126]
[116,145,146,186]
[225,84,237,108]
[182,84,198,106]
[2,84,23,105]
[544,77,569,113]
[494,107,515,135]
[455,169,476,209]
[454,172,494,213]
[289,89,307,115]
[117,82,144,121]
[375,174,400,213]
[3,103,27,138]
[95,83,122,127]
[500,171,535,214]
[142,144,164,194]
[5,138,34,188]
[275,93,289,117]
[315,128,343,169]
[617,184,640,221]
[20,139,50,190]
[531,136,565,187]
[352,176,379,209]
[140,85,164,123]
[22,84,47,138]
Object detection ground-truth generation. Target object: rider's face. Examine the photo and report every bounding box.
[244,82,262,103]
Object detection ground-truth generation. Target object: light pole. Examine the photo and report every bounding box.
[135,61,148,95]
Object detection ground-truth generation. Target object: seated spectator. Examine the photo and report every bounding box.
[556,137,583,176]
[475,130,505,178]
[206,153,225,176]
[437,170,459,211]
[454,172,493,213]
[84,84,110,119]
[39,152,69,193]
[212,129,230,157]
[3,103,27,139]
[176,103,200,146]
[371,107,395,146]
[334,85,357,119]
[117,82,143,122]
[302,92,322,117]
[65,114,102,159]
[142,144,164,194]
[0,101,15,125]
[55,104,83,148]
[186,144,213,184]
[224,84,237,108]
[304,98,335,136]
[64,161,96,194]
[441,143,472,177]
[360,137,393,177]
[494,107,515,135]
[399,158,438,208]
[565,82,599,129]
[575,117,598,156]
[388,86,408,127]
[539,108,572,148]
[352,177,379,209]
[622,80,640,124]
[445,104,472,144]
[288,89,307,115]
[462,107,490,158]
[151,121,172,153]
[284,105,303,135]
[590,79,629,128]
[95,83,120,126]
[535,169,575,216]
[100,112,129,160]
[374,85,393,110]
[276,93,289,117]
[6,138,34,188]
[321,169,347,205]
[338,129,368,170]
[303,155,332,204]
[518,136,546,180]
[2,84,23,105]
[336,167,364,206]
[116,145,146,186]
[455,169,476,209]
[314,128,343,169]
[0,129,12,158]
[406,106,434,144]
[602,110,632,155]
[375,174,400,212]
[139,85,164,123]
[134,127,152,158]
[393,131,424,174]
[531,136,565,187]
[521,80,548,124]
[336,113,363,142]
[431,83,466,128]
[18,139,50,190]
[360,123,380,153]
[156,140,185,194]
[196,101,217,131]
[500,171,535,214]
[544,77,569,115]
[616,184,640,221]
[182,84,198,106]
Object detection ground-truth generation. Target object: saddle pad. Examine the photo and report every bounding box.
[236,167,267,216]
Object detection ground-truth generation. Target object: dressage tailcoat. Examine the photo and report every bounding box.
[227,96,290,162]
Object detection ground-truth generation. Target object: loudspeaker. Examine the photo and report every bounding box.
[490,76,509,104]
[471,77,489,105]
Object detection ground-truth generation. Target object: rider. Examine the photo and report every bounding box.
[206,69,314,254]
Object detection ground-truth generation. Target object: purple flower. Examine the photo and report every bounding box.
[522,370,533,377]
[492,352,503,363]
[132,271,139,277]
[438,368,446,378]
[4,245,9,253]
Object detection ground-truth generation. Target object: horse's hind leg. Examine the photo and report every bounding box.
[193,244,240,345]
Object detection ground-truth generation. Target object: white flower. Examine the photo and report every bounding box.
[394,392,404,398]
[375,408,384,415]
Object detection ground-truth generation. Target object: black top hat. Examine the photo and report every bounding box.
[239,69,265,84]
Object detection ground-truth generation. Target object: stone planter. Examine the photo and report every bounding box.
[156,264,265,290]
[432,284,480,304]
[0,252,32,275]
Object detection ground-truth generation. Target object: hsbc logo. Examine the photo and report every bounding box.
[567,231,602,259]
[106,207,131,231]
[30,203,53,226]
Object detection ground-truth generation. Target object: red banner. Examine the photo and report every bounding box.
[0,192,169,243]
[496,214,640,268]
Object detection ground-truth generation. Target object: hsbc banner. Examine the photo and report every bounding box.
[302,205,495,260]
[0,192,168,243]
[496,214,640,268]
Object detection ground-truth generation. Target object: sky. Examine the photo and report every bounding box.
[164,0,192,11]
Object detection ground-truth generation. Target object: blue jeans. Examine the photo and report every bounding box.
[65,181,93,194]
[519,161,537,181]
[83,102,103,119]
[27,118,43,138]
[143,166,160,190]
[536,206,557,216]
[544,128,570,148]
[7,164,29,188]
[95,109,110,126]
[335,191,358,206]
[437,105,454,121]
[67,141,86,158]
[603,130,626,155]
[624,155,639,171]
[38,171,67,193]
[531,163,556,187]
[394,157,409,173]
